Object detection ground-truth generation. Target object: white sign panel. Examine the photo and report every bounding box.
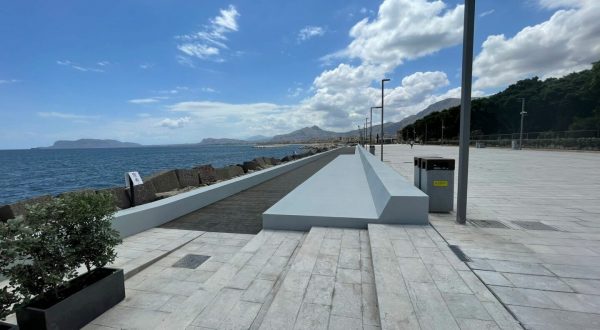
[125,171,143,187]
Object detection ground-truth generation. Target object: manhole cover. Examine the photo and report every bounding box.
[468,219,509,229]
[512,221,558,231]
[172,254,211,269]
[448,245,471,262]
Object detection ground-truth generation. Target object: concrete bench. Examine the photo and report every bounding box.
[262,146,428,231]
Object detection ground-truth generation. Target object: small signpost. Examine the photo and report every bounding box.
[125,172,143,206]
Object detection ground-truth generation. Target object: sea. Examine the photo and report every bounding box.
[0,144,304,205]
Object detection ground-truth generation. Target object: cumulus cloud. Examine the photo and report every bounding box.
[176,5,240,62]
[298,26,325,42]
[328,0,463,68]
[158,117,191,129]
[473,0,600,89]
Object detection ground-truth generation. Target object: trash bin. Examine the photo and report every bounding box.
[414,156,440,189]
[420,158,455,212]
[369,145,375,155]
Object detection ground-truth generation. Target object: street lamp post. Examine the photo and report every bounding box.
[370,106,381,146]
[457,0,476,225]
[358,125,361,145]
[441,119,445,145]
[518,98,527,150]
[381,78,390,161]
[365,117,368,147]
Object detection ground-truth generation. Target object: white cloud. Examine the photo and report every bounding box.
[139,63,154,69]
[158,117,191,129]
[128,98,161,104]
[479,9,495,17]
[0,79,19,84]
[56,60,105,73]
[329,0,463,68]
[37,112,100,121]
[538,0,585,9]
[473,0,600,89]
[298,26,325,42]
[176,5,240,62]
[96,61,110,66]
[200,87,217,93]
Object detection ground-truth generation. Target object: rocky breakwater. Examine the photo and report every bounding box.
[0,146,334,222]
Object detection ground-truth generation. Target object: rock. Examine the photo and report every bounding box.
[175,169,200,188]
[0,195,53,222]
[253,157,270,168]
[129,182,157,206]
[269,157,281,165]
[144,170,180,193]
[281,155,296,162]
[95,187,131,210]
[242,161,260,172]
[216,165,245,180]
[194,164,217,184]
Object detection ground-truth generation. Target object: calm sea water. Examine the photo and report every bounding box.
[0,144,303,205]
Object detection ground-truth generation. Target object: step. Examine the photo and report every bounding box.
[259,226,381,329]
[154,229,305,329]
[368,224,521,330]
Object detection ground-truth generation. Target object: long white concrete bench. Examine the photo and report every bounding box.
[262,146,428,231]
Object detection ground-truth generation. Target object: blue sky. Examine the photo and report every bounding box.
[1,0,599,149]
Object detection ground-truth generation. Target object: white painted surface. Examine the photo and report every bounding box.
[112,148,340,238]
[263,146,428,231]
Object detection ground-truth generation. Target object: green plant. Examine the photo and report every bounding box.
[0,217,28,319]
[0,192,121,305]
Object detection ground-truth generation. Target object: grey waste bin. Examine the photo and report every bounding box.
[369,145,375,155]
[420,158,455,212]
[414,156,441,190]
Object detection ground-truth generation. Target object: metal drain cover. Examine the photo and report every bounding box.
[172,254,211,269]
[512,221,558,231]
[468,219,509,229]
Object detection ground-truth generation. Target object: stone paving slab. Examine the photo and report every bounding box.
[259,227,381,330]
[368,223,521,330]
[379,145,600,330]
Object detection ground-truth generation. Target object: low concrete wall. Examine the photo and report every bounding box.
[112,147,340,238]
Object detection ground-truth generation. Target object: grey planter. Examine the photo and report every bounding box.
[16,268,124,330]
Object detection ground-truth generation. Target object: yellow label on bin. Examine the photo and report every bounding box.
[433,180,448,187]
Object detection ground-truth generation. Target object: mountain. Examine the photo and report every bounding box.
[401,61,600,139]
[342,98,461,138]
[245,135,270,142]
[41,139,142,149]
[198,138,250,145]
[269,125,340,143]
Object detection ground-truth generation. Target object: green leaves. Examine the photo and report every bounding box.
[0,192,121,315]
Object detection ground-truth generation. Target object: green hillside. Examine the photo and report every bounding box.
[400,61,600,141]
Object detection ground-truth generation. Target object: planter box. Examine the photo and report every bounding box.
[16,268,124,330]
[0,321,18,330]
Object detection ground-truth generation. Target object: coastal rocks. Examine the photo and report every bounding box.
[95,187,131,210]
[175,169,200,188]
[194,164,217,184]
[130,182,157,206]
[216,165,244,180]
[0,195,53,222]
[242,161,260,173]
[144,170,180,193]
[269,157,282,165]
[281,155,296,162]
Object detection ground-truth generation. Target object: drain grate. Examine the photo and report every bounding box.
[172,254,211,269]
[512,221,558,231]
[468,219,509,229]
[448,245,471,262]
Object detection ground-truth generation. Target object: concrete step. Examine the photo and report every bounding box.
[368,224,522,330]
[259,226,381,330]
[155,229,305,329]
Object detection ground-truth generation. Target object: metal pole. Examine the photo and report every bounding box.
[370,108,373,145]
[381,79,390,161]
[441,119,444,145]
[358,125,361,144]
[425,123,428,143]
[365,118,368,147]
[457,0,476,225]
[519,98,526,150]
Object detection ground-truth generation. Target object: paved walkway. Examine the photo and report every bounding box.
[379,145,600,330]
[161,147,354,234]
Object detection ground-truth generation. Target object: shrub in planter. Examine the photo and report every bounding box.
[0,192,123,329]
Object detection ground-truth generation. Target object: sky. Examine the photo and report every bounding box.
[1,0,599,149]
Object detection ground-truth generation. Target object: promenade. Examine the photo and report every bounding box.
[75,145,600,329]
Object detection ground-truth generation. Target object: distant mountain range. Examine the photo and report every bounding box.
[38,139,142,149]
[39,98,459,148]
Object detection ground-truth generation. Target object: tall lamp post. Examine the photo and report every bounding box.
[370,106,381,146]
[358,125,361,145]
[457,0,476,225]
[365,117,368,147]
[517,98,527,150]
[381,78,390,161]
